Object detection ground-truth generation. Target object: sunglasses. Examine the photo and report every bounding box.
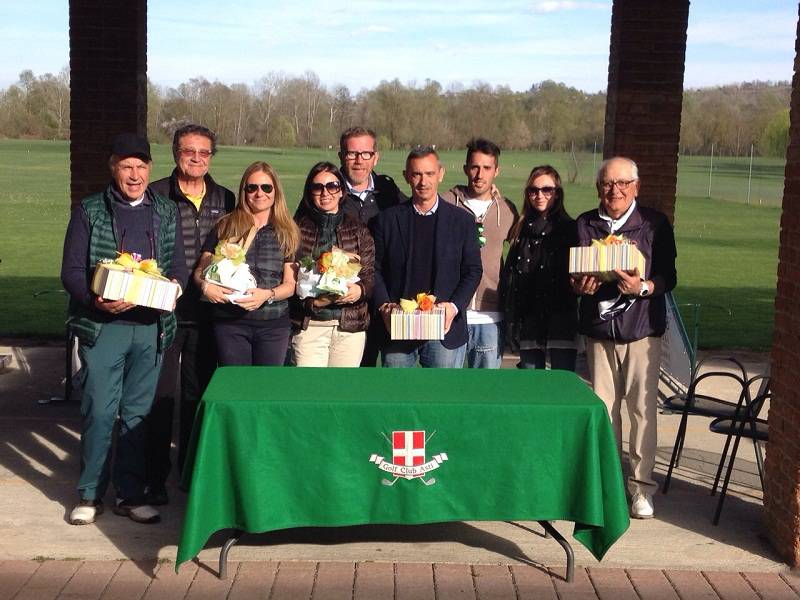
[310,181,342,194]
[526,186,556,197]
[178,148,213,158]
[244,183,274,194]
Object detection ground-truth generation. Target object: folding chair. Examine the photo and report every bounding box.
[708,375,770,525]
[662,355,748,493]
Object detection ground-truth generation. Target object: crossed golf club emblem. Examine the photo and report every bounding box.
[369,430,448,486]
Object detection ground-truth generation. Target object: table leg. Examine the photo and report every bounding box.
[538,521,574,583]
[219,530,243,579]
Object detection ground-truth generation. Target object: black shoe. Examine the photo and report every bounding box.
[113,499,161,524]
[145,485,169,506]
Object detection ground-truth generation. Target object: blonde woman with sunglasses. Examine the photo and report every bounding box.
[194,162,300,365]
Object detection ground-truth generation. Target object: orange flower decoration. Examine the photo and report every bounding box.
[416,292,436,312]
[603,234,626,245]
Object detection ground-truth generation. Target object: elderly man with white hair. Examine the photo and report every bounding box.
[571,156,677,520]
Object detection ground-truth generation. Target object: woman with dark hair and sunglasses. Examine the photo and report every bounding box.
[502,165,578,370]
[289,161,375,367]
[194,161,300,365]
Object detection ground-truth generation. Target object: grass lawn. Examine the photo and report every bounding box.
[0,139,780,350]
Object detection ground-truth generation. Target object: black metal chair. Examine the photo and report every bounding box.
[662,355,748,494]
[708,375,770,525]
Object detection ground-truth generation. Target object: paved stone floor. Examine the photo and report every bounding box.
[0,342,791,599]
[2,560,800,599]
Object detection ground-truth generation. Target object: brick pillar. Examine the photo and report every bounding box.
[69,0,147,207]
[603,0,689,222]
[766,3,800,567]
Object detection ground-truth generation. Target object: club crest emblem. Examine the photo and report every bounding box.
[369,430,448,486]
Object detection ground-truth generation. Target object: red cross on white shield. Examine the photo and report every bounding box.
[392,430,426,467]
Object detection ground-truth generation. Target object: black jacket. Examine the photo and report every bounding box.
[502,212,577,349]
[576,204,677,342]
[149,169,235,322]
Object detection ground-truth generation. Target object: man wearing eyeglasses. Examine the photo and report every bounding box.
[372,146,482,368]
[337,126,406,226]
[441,138,518,368]
[571,156,677,520]
[145,124,235,505]
[337,127,407,366]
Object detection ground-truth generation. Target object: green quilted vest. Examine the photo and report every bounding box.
[67,186,178,352]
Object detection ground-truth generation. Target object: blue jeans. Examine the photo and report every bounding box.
[382,340,467,368]
[518,348,577,371]
[466,322,504,369]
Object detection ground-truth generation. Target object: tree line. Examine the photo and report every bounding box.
[0,68,790,157]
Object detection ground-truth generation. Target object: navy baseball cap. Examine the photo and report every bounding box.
[111,133,152,161]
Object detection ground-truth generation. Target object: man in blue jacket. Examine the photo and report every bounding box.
[371,146,482,368]
[572,156,677,520]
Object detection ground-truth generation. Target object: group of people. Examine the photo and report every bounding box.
[60,123,676,528]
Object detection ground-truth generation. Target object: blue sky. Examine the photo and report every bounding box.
[1,1,795,93]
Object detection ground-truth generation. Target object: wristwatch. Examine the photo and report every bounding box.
[267,289,276,304]
[639,280,650,297]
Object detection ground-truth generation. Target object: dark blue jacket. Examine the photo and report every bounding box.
[371,198,483,349]
[576,204,677,342]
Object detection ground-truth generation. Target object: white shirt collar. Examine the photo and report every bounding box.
[412,196,439,216]
[346,174,375,201]
[599,200,637,233]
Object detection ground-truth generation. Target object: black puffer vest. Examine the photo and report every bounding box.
[149,170,235,322]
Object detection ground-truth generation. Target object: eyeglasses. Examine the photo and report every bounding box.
[342,150,376,161]
[310,181,342,195]
[178,148,213,158]
[244,183,274,194]
[526,186,556,197]
[600,179,636,192]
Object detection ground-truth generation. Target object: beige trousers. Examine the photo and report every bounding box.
[587,336,661,495]
[292,320,366,367]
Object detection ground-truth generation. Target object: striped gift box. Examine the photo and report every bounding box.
[91,262,180,311]
[568,244,646,282]
[390,307,445,340]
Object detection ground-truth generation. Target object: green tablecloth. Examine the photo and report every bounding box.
[176,367,629,567]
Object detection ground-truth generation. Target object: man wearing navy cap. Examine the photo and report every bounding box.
[61,133,187,526]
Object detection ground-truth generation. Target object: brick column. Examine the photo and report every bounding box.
[69,0,147,207]
[603,0,690,222]
[766,4,800,567]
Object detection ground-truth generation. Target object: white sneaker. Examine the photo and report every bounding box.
[69,499,103,525]
[630,493,654,519]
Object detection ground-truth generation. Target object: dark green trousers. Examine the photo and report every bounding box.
[77,321,162,501]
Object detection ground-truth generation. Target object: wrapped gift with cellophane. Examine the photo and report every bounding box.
[202,241,257,302]
[296,247,361,299]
